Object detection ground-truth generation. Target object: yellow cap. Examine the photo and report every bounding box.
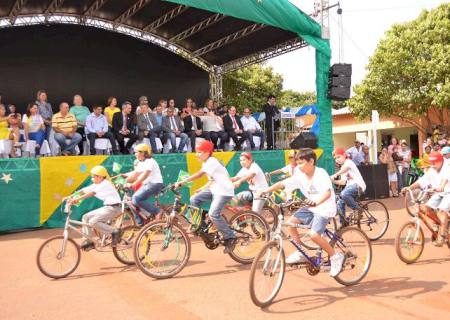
[90,165,109,178]
[135,143,152,155]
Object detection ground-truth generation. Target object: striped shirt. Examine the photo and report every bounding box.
[52,112,77,134]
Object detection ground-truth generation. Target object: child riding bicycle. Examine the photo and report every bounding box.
[230,152,268,213]
[258,148,344,277]
[68,165,122,250]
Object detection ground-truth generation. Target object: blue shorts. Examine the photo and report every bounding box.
[293,207,330,235]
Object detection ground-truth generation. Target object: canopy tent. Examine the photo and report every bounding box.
[0,0,333,172]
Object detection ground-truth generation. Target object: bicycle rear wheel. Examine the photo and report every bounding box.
[228,211,269,264]
[330,226,372,286]
[113,225,141,265]
[134,221,191,279]
[358,201,389,241]
[395,221,424,264]
[36,236,81,279]
[249,240,285,307]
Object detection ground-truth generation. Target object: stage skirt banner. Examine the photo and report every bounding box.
[0,150,322,232]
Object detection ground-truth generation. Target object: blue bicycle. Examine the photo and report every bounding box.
[249,195,372,307]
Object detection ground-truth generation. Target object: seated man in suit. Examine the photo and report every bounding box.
[112,101,138,154]
[241,107,265,150]
[137,103,161,153]
[162,106,189,153]
[223,106,248,151]
[200,110,228,151]
[85,105,119,155]
[183,106,210,151]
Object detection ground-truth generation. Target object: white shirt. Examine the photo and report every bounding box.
[22,114,44,133]
[281,164,298,177]
[346,146,361,161]
[418,166,450,192]
[134,158,163,184]
[341,159,367,192]
[82,179,121,205]
[236,162,268,192]
[240,115,261,131]
[282,167,336,218]
[201,157,234,196]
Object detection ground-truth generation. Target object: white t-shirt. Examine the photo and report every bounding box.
[236,162,268,192]
[201,157,234,196]
[282,167,336,218]
[22,114,44,133]
[419,166,449,192]
[341,159,366,192]
[82,179,121,205]
[134,158,163,184]
[281,164,298,177]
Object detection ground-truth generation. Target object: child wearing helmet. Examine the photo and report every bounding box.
[174,140,237,253]
[230,152,268,213]
[68,165,122,250]
[126,143,164,223]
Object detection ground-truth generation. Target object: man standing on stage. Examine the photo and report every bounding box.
[262,94,280,150]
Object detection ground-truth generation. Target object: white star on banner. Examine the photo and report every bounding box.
[1,173,13,184]
[65,178,74,186]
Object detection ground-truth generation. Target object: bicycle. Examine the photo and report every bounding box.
[403,186,431,217]
[36,200,140,279]
[133,185,270,279]
[249,195,372,307]
[395,188,450,264]
[333,190,390,241]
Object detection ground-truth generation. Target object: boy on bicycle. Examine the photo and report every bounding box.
[266,150,298,201]
[331,147,367,224]
[403,151,450,246]
[258,149,344,277]
[68,166,122,250]
[230,152,268,213]
[174,140,237,253]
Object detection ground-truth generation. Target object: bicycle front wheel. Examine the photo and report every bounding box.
[395,221,424,264]
[359,201,390,241]
[249,240,285,307]
[113,225,141,265]
[330,226,372,286]
[404,190,420,217]
[258,206,278,231]
[134,221,191,279]
[36,236,81,279]
[229,211,270,264]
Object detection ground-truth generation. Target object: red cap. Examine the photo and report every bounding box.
[333,147,346,158]
[240,152,253,161]
[428,151,443,165]
[195,140,214,154]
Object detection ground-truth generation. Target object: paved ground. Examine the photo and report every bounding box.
[1,198,449,320]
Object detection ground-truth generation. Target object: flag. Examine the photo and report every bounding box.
[177,170,193,188]
[71,190,84,207]
[112,162,122,173]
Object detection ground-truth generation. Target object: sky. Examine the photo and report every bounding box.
[267,0,447,93]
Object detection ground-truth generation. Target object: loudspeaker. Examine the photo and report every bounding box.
[289,132,317,149]
[359,164,389,200]
[328,63,352,101]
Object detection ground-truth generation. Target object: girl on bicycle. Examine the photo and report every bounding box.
[230,152,268,213]
[68,166,122,250]
[126,143,164,222]
[174,140,237,253]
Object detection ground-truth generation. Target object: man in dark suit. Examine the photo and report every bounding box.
[262,94,280,150]
[112,101,138,154]
[137,103,161,153]
[162,106,189,153]
[223,106,248,151]
[183,106,210,151]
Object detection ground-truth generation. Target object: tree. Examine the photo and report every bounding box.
[347,4,450,135]
[279,90,316,108]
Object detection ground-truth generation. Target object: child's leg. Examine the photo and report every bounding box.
[288,207,314,243]
[88,206,121,235]
[308,215,334,257]
[82,210,98,238]
[437,196,450,239]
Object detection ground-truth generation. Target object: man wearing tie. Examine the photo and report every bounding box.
[162,106,189,153]
[183,106,210,151]
[137,103,160,153]
[262,94,280,150]
[112,101,137,154]
[223,106,248,151]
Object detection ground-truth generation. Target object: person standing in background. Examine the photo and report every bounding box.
[262,94,280,150]
[70,94,90,155]
[36,90,53,141]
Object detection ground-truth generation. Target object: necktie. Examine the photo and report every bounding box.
[232,116,238,130]
[192,115,197,130]
[122,114,127,130]
[145,114,153,130]
[171,117,177,131]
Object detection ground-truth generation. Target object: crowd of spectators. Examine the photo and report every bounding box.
[0,92,268,158]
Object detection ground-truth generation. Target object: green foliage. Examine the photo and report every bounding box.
[347,3,450,133]
[223,64,316,112]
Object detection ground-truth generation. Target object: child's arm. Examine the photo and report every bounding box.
[233,172,256,188]
[309,189,332,207]
[331,163,350,179]
[175,171,205,188]
[70,191,94,204]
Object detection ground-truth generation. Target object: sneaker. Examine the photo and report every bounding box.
[286,251,309,264]
[111,229,123,247]
[223,237,237,254]
[330,252,345,277]
[432,235,445,247]
[80,240,95,251]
